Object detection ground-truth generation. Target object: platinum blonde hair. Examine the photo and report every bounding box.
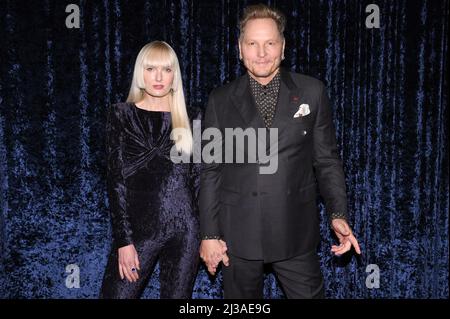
[126,41,193,155]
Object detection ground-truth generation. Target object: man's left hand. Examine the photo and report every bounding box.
[331,218,361,256]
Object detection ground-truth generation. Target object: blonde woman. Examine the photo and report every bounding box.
[100,41,201,298]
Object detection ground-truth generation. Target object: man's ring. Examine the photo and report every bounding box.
[131,267,136,272]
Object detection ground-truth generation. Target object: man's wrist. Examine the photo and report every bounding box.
[329,212,348,225]
[201,235,222,240]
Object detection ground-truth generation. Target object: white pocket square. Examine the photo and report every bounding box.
[293,104,310,118]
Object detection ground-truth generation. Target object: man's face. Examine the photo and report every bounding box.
[239,18,285,84]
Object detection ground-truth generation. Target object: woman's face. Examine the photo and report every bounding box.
[142,64,174,97]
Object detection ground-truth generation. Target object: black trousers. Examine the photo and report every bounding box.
[222,250,324,299]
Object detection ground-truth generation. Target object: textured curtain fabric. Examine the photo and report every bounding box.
[0,0,447,298]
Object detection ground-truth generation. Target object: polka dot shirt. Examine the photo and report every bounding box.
[248,71,281,128]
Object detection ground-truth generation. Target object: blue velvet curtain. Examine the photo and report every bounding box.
[0,0,448,298]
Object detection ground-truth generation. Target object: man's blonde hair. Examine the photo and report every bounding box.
[239,4,286,40]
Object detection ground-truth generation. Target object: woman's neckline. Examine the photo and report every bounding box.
[132,102,171,113]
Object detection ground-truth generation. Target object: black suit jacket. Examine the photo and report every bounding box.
[199,68,348,262]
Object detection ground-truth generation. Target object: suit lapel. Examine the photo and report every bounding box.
[230,73,265,129]
[229,68,308,142]
[271,68,305,133]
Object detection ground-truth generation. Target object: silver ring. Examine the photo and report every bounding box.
[131,267,137,272]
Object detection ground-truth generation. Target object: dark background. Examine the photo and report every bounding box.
[0,0,448,298]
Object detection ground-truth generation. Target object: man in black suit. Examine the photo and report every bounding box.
[199,4,361,299]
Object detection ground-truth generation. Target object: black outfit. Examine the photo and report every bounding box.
[199,68,348,298]
[100,102,201,299]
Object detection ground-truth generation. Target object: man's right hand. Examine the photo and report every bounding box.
[200,239,229,275]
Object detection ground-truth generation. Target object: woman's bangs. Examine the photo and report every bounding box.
[142,46,174,69]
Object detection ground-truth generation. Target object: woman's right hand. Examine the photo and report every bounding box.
[118,244,140,282]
